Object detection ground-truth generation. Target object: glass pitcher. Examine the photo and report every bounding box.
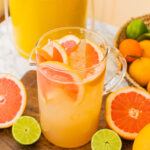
[4,0,95,58]
[29,27,127,148]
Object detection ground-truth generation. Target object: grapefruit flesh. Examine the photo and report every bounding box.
[0,73,27,128]
[106,87,150,140]
[68,39,105,82]
[36,48,52,63]
[37,36,105,83]
[58,35,80,55]
[36,41,68,64]
[37,61,84,104]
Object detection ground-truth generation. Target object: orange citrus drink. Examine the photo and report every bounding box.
[35,28,107,148]
[9,0,88,58]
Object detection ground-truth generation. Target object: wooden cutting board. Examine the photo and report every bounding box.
[0,71,133,150]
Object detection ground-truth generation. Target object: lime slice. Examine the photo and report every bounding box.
[91,129,122,150]
[12,116,41,145]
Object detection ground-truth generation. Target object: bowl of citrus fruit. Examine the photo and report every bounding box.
[114,14,150,92]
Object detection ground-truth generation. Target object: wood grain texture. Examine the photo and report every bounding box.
[0,71,133,150]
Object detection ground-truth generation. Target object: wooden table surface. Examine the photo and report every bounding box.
[0,71,133,150]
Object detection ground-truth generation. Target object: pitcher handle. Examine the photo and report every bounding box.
[104,47,127,94]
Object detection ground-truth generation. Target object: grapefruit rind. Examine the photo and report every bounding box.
[86,39,104,61]
[42,40,69,64]
[35,48,52,63]
[58,35,81,56]
[83,39,105,83]
[39,61,84,104]
[42,39,52,55]
[106,87,150,140]
[53,41,69,64]
[0,73,27,128]
[58,35,80,46]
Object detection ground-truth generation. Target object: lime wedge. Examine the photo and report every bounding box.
[91,129,122,150]
[12,116,41,145]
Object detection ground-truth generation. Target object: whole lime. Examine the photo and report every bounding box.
[126,19,148,39]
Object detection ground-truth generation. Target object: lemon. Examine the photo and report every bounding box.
[129,57,150,86]
[133,124,150,150]
[126,19,148,39]
[139,40,150,58]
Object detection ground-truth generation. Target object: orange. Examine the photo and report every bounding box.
[139,40,150,58]
[129,57,150,86]
[119,39,143,63]
[147,82,150,93]
[106,87,150,140]
[38,61,84,104]
[0,73,27,128]
[133,124,150,150]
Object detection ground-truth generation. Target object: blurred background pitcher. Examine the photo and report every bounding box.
[5,0,95,58]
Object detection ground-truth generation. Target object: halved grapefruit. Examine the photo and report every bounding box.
[0,73,27,128]
[37,61,84,104]
[58,35,80,55]
[106,87,150,140]
[34,40,68,64]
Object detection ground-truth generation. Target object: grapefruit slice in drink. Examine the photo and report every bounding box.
[68,39,105,83]
[0,73,27,128]
[106,87,150,140]
[37,61,84,104]
[31,41,69,64]
[58,35,80,55]
[42,40,68,64]
[35,48,52,63]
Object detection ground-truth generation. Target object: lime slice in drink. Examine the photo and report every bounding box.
[91,129,122,150]
[12,116,41,145]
